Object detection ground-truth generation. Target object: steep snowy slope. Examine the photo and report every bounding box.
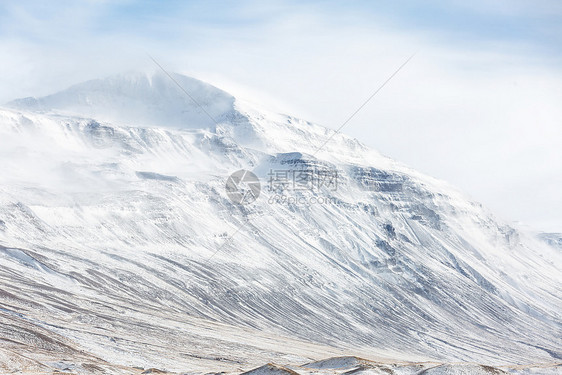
[0,72,560,373]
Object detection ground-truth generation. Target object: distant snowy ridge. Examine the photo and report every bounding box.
[538,233,562,249]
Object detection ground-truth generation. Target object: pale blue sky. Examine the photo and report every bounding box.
[2,1,561,52]
[1,0,561,231]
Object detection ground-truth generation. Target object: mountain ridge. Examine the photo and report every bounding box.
[0,72,560,372]
[6,71,237,130]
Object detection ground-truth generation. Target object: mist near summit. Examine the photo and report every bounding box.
[1,1,561,232]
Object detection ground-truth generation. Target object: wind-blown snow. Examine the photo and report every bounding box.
[0,72,560,373]
[6,71,236,129]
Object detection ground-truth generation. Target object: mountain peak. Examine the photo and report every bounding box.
[7,71,236,129]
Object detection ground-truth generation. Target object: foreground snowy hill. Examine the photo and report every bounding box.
[0,72,560,373]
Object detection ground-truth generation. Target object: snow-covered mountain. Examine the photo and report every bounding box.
[0,72,560,374]
[7,71,235,129]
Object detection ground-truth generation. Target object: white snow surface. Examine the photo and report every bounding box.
[6,71,235,129]
[0,72,561,374]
